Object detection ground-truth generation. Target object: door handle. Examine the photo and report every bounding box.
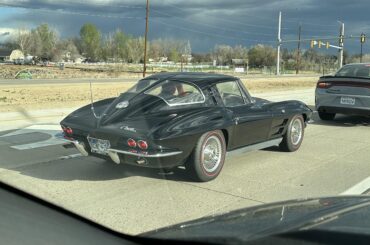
[233,117,240,125]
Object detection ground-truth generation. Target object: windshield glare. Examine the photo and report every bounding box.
[127,79,158,94]
[2,0,370,242]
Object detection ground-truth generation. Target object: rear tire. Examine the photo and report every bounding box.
[187,130,226,182]
[279,115,305,152]
[318,111,336,121]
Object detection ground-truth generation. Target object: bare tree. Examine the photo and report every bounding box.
[212,45,233,65]
[52,39,80,62]
[15,28,32,54]
[113,29,129,62]
[100,32,115,62]
[127,37,144,63]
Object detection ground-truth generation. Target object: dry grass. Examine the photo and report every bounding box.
[241,76,318,93]
[0,76,319,112]
[0,64,144,79]
[0,82,134,112]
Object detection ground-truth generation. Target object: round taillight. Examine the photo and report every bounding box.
[63,127,73,135]
[138,140,148,150]
[127,138,137,148]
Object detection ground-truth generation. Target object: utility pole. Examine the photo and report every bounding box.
[276,11,282,75]
[360,33,366,63]
[296,24,301,74]
[338,21,344,69]
[143,0,149,77]
[180,55,184,72]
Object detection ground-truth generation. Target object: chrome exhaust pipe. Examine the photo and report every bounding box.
[108,151,121,164]
[73,141,89,157]
[136,158,148,165]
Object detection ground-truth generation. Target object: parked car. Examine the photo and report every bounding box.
[316,63,370,120]
[59,72,312,181]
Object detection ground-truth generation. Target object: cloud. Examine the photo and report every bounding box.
[0,0,369,53]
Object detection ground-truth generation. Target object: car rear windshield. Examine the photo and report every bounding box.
[144,80,205,106]
[335,64,370,78]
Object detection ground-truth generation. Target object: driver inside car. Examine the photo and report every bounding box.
[159,82,177,99]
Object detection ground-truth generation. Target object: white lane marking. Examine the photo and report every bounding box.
[58,153,82,160]
[340,176,370,195]
[0,124,66,150]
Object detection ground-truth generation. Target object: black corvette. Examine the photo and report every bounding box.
[60,72,312,181]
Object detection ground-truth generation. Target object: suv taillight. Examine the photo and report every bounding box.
[317,82,331,89]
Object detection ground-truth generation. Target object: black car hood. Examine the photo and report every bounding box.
[143,196,370,243]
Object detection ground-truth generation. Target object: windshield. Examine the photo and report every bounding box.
[335,64,370,78]
[1,0,370,243]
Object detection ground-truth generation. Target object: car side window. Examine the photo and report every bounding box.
[215,81,245,107]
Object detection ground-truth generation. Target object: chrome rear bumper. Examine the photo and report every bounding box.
[56,132,183,164]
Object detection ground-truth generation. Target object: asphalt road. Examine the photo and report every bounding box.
[0,74,319,85]
[1,88,370,235]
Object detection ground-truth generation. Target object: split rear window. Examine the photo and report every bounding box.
[145,80,205,106]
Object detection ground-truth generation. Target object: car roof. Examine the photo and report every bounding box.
[144,72,238,88]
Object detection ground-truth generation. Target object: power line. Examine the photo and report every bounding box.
[57,0,143,9]
[0,2,143,19]
[151,8,275,37]
[283,19,338,27]
[155,2,340,31]
[152,18,275,44]
[152,2,281,30]
[0,0,144,9]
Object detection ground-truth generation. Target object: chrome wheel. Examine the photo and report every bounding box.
[202,135,222,173]
[290,118,303,145]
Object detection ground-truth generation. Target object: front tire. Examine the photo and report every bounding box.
[187,130,226,182]
[318,111,336,121]
[280,115,305,152]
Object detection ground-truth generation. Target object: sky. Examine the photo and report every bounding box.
[0,0,370,54]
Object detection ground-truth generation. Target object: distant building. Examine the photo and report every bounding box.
[158,56,168,62]
[0,49,11,61]
[232,59,249,73]
[0,49,24,62]
[10,50,24,61]
[231,59,248,66]
[74,57,85,64]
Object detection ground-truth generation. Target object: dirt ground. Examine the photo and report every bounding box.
[0,64,145,79]
[0,76,319,112]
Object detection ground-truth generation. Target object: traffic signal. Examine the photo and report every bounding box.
[339,35,344,44]
[361,33,366,43]
[318,40,322,48]
[326,42,330,49]
[310,40,315,48]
